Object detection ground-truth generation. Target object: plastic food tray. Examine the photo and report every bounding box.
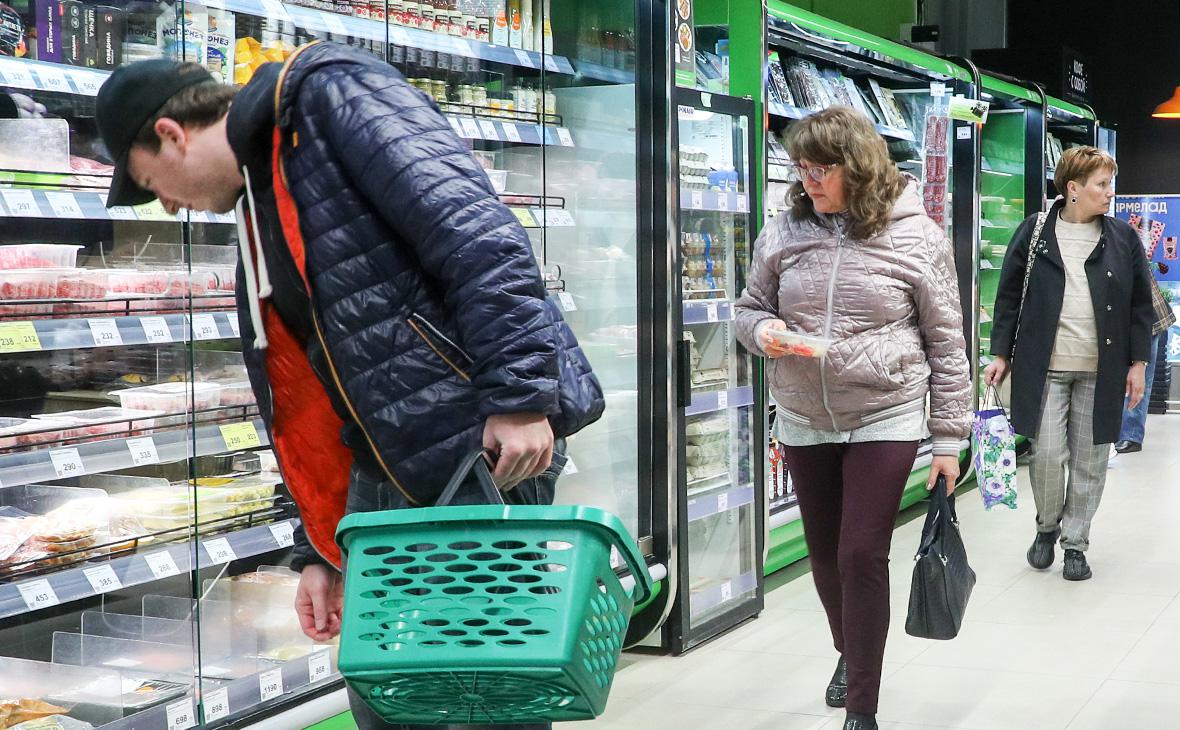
[0,417,78,449]
[0,244,82,269]
[57,270,110,299]
[110,382,222,413]
[33,407,164,436]
[191,474,279,502]
[218,380,255,406]
[0,269,60,299]
[765,328,833,358]
[107,270,208,298]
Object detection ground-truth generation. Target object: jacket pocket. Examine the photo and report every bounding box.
[408,312,474,382]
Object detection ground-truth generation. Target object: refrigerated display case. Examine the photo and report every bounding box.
[1045,96,1107,202]
[667,88,764,653]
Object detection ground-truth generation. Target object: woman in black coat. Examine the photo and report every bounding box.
[985,146,1153,582]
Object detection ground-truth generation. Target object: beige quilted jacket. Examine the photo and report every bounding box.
[735,180,971,443]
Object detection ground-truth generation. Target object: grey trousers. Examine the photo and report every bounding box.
[1029,371,1110,552]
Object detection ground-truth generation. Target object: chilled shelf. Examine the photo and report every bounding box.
[0,56,108,96]
[0,312,239,353]
[0,188,236,224]
[447,115,575,147]
[688,484,755,523]
[683,298,734,325]
[768,102,916,142]
[679,189,750,214]
[574,61,636,84]
[689,570,758,618]
[685,386,755,417]
[0,418,269,490]
[510,207,576,228]
[0,518,297,620]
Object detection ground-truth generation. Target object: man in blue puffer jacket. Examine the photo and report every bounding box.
[95,43,603,730]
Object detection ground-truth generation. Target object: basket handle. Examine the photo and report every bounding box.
[609,531,655,606]
[434,449,505,506]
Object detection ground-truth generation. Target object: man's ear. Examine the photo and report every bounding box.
[152,118,187,151]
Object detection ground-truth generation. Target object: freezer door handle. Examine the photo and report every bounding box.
[676,338,693,409]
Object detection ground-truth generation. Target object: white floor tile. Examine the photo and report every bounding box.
[1066,679,1180,729]
[1110,622,1180,684]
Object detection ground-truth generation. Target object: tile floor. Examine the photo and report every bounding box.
[588,415,1180,729]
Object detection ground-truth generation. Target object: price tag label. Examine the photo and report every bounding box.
[0,321,41,352]
[513,49,534,68]
[35,66,71,93]
[460,118,480,139]
[88,318,123,347]
[17,578,59,611]
[308,651,332,683]
[931,81,947,97]
[220,422,262,450]
[719,581,733,602]
[478,119,500,140]
[717,193,730,211]
[545,209,576,227]
[717,491,729,512]
[0,63,35,89]
[716,390,728,409]
[259,668,284,702]
[166,698,196,730]
[690,190,703,210]
[145,551,181,579]
[227,313,240,338]
[202,687,230,723]
[133,199,171,221]
[556,128,574,147]
[704,302,719,323]
[45,191,83,219]
[543,56,560,72]
[957,126,972,140]
[140,316,172,343]
[107,205,136,220]
[736,194,748,211]
[320,10,348,34]
[511,208,536,227]
[448,116,463,134]
[50,448,85,479]
[261,0,291,20]
[557,292,577,311]
[126,437,160,467]
[503,124,522,143]
[561,457,578,476]
[75,73,102,95]
[203,537,237,565]
[269,522,295,548]
[191,313,220,340]
[83,564,122,594]
[2,189,42,217]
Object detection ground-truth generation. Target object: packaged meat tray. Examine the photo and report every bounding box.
[216,381,255,406]
[110,382,222,413]
[0,417,78,449]
[190,474,279,501]
[107,270,207,298]
[32,407,164,436]
[0,244,82,270]
[0,270,60,300]
[56,270,110,300]
[764,328,833,358]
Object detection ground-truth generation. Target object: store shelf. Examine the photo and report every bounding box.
[0,312,239,353]
[511,207,576,228]
[683,298,734,325]
[0,188,235,224]
[679,189,750,214]
[768,102,915,142]
[0,518,297,620]
[689,570,758,618]
[0,56,109,96]
[688,484,755,523]
[95,645,337,730]
[574,61,636,84]
[446,115,575,147]
[769,494,797,512]
[685,386,754,417]
[0,418,269,490]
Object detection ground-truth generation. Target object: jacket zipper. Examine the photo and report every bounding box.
[408,313,474,381]
[819,230,846,432]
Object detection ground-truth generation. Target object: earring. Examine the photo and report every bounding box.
[1071,196,1078,204]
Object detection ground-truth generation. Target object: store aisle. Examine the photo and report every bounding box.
[591,415,1180,729]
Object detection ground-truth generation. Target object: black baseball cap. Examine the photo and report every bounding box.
[97,59,219,207]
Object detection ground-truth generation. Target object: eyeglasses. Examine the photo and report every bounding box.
[791,162,841,183]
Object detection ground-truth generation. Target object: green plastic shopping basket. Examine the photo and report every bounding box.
[336,450,654,726]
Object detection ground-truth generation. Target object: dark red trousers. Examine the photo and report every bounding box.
[782,440,919,715]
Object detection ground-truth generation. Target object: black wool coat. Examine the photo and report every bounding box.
[990,200,1154,444]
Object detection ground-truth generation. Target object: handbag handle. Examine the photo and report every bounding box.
[981,384,1006,414]
[916,476,957,558]
[434,449,506,506]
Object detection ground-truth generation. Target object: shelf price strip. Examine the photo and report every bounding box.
[220,422,262,450]
[0,322,41,352]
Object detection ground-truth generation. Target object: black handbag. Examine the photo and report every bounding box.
[905,476,976,640]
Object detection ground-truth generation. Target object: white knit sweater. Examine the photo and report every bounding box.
[1049,217,1102,372]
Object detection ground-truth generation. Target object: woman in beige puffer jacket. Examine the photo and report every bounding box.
[735,107,971,730]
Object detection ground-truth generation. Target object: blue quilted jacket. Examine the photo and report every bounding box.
[228,43,603,553]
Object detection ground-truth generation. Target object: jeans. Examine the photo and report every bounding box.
[343,443,565,730]
[1119,333,1162,444]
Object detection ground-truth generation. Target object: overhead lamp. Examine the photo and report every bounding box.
[1152,86,1180,118]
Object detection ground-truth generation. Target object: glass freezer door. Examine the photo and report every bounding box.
[670,89,765,652]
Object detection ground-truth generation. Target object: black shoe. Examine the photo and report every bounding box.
[1026,529,1059,570]
[825,656,847,708]
[844,713,878,730]
[1115,440,1142,454]
[1064,549,1092,581]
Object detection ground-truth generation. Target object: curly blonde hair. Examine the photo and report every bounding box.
[785,106,906,240]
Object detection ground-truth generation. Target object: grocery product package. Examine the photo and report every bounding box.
[205,8,234,84]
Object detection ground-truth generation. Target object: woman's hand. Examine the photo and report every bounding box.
[927,455,960,495]
[757,318,791,358]
[1127,362,1147,409]
[984,356,1009,386]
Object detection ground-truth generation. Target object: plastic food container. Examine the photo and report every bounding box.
[57,270,110,299]
[33,407,164,436]
[106,269,201,297]
[191,474,279,502]
[0,244,82,269]
[0,417,77,449]
[486,169,508,194]
[193,265,237,293]
[765,329,833,358]
[113,485,232,518]
[110,382,222,413]
[0,269,60,299]
[217,381,256,406]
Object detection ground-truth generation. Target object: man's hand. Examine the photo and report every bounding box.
[984,356,1009,386]
[1127,362,1147,410]
[483,412,554,490]
[927,455,960,495]
[295,564,343,642]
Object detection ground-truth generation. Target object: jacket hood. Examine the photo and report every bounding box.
[226,61,281,187]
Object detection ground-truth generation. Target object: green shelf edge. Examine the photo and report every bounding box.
[981,73,1040,104]
[1047,95,1095,120]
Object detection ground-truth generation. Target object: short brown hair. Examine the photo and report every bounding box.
[1055,146,1117,194]
[133,65,238,153]
[785,106,906,240]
